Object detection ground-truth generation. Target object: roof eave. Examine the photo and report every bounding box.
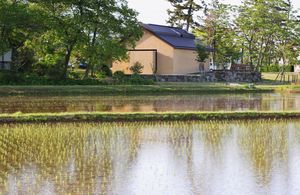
[174,47,197,50]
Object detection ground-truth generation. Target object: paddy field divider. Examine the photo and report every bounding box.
[1,111,300,123]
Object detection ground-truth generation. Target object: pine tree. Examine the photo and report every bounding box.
[166,0,205,31]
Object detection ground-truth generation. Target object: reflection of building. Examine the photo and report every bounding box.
[112,24,214,75]
[0,50,12,70]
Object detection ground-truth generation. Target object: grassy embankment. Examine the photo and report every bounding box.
[1,111,300,123]
[0,72,299,95]
[0,83,297,96]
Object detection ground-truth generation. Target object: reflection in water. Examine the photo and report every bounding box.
[0,92,300,114]
[0,120,299,194]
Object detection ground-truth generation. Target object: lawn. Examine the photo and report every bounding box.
[262,72,300,83]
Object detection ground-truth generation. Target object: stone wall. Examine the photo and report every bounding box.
[141,71,261,82]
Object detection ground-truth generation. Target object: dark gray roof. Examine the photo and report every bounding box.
[142,23,214,51]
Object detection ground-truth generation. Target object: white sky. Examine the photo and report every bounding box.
[127,0,300,25]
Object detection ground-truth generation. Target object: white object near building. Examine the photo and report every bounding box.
[294,65,300,73]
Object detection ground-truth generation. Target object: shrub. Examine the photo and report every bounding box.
[261,64,293,72]
[0,71,24,84]
[99,64,113,77]
[129,62,144,74]
[68,71,81,79]
[113,71,126,83]
[128,74,154,85]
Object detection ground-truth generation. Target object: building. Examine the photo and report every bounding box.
[0,50,12,70]
[112,24,213,75]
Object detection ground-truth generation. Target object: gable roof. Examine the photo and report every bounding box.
[142,23,214,52]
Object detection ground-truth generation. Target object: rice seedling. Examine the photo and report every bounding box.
[0,120,299,194]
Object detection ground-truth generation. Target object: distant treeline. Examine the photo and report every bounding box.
[167,0,300,71]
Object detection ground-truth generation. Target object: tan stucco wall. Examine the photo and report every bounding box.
[112,30,175,75]
[112,50,155,74]
[172,49,211,74]
[135,30,174,75]
[173,49,199,74]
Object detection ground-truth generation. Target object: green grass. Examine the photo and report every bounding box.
[261,72,300,84]
[1,111,300,123]
[0,80,299,96]
[0,83,275,96]
[262,72,279,81]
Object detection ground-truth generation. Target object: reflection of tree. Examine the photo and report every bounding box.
[201,122,232,156]
[239,120,288,186]
[0,123,142,194]
[166,122,196,193]
[166,121,232,194]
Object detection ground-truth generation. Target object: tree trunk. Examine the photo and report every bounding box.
[186,4,193,31]
[62,46,73,79]
[11,46,19,72]
[248,42,254,71]
[241,44,244,64]
[84,28,98,79]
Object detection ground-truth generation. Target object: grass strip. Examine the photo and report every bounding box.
[0,84,276,96]
[1,111,300,123]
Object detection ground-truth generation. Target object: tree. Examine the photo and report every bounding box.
[195,1,239,67]
[196,44,208,63]
[78,0,142,78]
[166,0,205,31]
[28,0,88,78]
[29,0,142,79]
[235,0,300,71]
[0,0,43,72]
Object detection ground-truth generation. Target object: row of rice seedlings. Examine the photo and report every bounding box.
[0,120,299,194]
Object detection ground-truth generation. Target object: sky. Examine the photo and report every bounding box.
[127,0,300,25]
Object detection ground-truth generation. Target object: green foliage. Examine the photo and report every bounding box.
[112,70,154,85]
[99,64,113,77]
[261,65,293,73]
[196,44,209,62]
[113,71,126,82]
[68,71,81,80]
[129,62,144,74]
[1,111,300,123]
[166,0,205,31]
[193,0,300,71]
[194,1,240,66]
[235,0,300,70]
[128,74,154,85]
[0,0,143,81]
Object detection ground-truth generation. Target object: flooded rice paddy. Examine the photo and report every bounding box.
[0,120,299,194]
[1,92,300,114]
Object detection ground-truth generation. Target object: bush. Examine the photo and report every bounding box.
[0,71,24,84]
[68,71,81,79]
[261,64,293,72]
[129,62,144,74]
[128,74,154,85]
[0,70,155,86]
[113,71,126,83]
[99,64,112,77]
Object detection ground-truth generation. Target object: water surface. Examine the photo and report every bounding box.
[0,120,299,194]
[0,92,300,114]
